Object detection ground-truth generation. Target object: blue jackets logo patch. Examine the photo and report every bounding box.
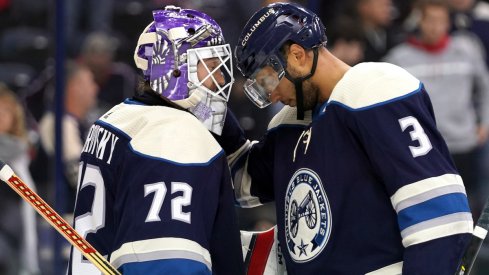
[284,168,332,262]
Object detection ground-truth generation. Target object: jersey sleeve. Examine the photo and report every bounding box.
[467,35,489,128]
[334,66,473,274]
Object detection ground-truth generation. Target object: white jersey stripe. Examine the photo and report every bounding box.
[402,220,473,247]
[400,212,473,238]
[110,237,212,270]
[365,261,403,275]
[394,184,467,212]
[390,174,464,209]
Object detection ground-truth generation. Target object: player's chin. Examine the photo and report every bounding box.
[283,101,296,107]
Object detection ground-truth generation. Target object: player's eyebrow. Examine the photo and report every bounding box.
[203,58,220,67]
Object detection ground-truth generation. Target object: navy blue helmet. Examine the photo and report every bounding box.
[235,2,327,109]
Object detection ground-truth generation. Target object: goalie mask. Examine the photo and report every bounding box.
[134,6,234,135]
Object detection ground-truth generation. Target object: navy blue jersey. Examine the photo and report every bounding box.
[68,99,244,274]
[230,63,473,274]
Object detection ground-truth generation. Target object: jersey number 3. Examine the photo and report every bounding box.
[399,116,432,157]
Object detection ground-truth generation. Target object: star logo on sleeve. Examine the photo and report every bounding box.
[298,239,309,257]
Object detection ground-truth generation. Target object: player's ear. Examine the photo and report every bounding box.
[288,44,306,64]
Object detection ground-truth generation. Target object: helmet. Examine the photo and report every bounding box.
[235,2,327,109]
[134,6,234,135]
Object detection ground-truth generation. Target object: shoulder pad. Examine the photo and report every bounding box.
[101,103,222,164]
[329,62,421,110]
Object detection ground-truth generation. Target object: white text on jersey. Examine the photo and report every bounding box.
[82,124,119,164]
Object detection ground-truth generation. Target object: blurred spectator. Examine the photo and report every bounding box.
[344,0,406,61]
[38,61,99,207]
[0,62,36,93]
[384,0,489,219]
[78,32,137,123]
[315,0,414,34]
[0,27,51,72]
[392,0,417,26]
[0,0,51,72]
[0,83,40,275]
[21,65,55,123]
[0,0,49,38]
[327,16,365,65]
[448,0,489,66]
[65,0,114,56]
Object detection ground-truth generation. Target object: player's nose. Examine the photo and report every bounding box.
[214,69,225,86]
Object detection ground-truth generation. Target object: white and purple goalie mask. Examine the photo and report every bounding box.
[134,6,234,135]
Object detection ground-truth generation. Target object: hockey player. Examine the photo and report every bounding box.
[220,2,474,274]
[68,6,244,274]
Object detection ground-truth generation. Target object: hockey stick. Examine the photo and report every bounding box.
[0,160,121,275]
[456,196,489,275]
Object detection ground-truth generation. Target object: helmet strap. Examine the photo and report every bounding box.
[285,47,319,120]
